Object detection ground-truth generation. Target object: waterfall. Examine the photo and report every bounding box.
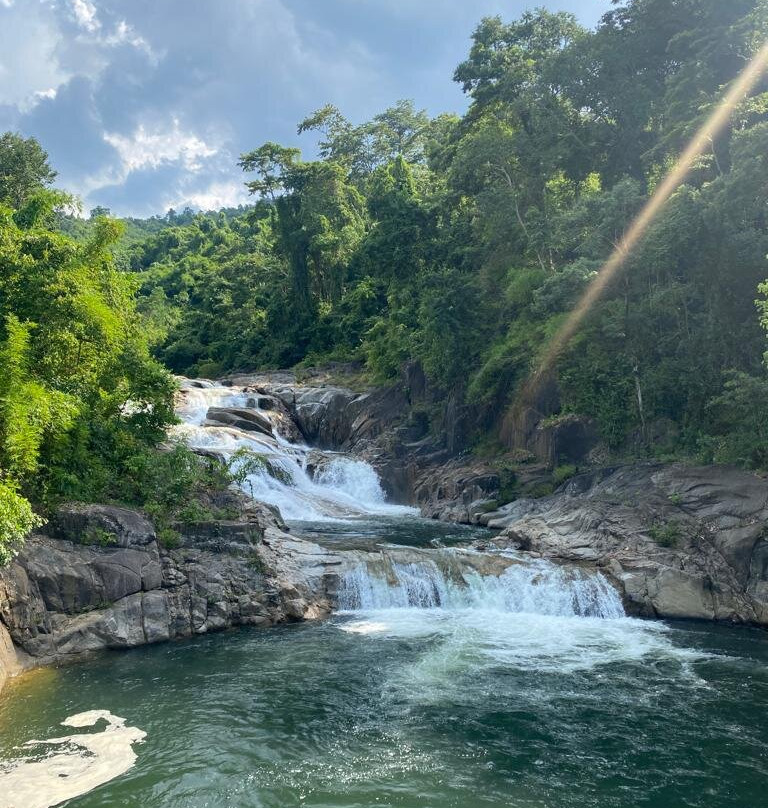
[173,380,417,522]
[338,556,625,619]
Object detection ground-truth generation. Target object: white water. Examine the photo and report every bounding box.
[336,557,709,689]
[175,380,708,688]
[339,556,625,618]
[173,381,417,522]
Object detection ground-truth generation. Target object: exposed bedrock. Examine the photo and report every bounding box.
[0,502,342,685]
[214,371,768,629]
[479,463,768,625]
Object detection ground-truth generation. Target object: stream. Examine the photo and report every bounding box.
[1,382,767,807]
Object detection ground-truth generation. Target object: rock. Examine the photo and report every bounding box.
[494,463,768,625]
[51,504,156,548]
[0,505,344,671]
[205,407,273,436]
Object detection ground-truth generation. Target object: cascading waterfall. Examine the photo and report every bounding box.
[173,379,686,679]
[173,380,417,522]
[338,556,625,619]
[334,555,700,681]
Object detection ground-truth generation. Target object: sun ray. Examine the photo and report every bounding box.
[520,40,768,406]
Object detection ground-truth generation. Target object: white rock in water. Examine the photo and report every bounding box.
[0,710,146,808]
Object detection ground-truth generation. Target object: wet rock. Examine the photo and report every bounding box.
[205,406,273,436]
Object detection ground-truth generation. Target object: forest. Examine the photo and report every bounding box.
[2,0,768,558]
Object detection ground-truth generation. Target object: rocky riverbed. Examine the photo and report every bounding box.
[3,370,768,693]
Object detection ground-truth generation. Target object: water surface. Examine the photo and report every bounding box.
[1,568,766,807]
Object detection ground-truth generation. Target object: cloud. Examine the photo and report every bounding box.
[70,0,99,33]
[0,0,609,216]
[0,2,69,112]
[104,119,218,174]
[165,180,251,213]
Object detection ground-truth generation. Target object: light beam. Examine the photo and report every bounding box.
[522,40,768,403]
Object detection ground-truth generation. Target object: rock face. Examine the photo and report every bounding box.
[205,406,274,437]
[0,503,340,679]
[486,463,768,625]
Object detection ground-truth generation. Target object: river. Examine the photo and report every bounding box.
[1,382,767,807]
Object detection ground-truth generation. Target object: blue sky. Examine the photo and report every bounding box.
[0,0,608,217]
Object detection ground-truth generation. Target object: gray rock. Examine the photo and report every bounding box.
[0,505,342,669]
[205,406,273,436]
[494,463,768,625]
[52,504,156,548]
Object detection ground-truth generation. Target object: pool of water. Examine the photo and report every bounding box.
[1,594,766,807]
[288,516,491,550]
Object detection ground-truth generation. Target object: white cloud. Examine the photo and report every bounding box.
[103,20,157,62]
[71,0,99,32]
[165,180,250,212]
[103,119,218,173]
[32,88,58,102]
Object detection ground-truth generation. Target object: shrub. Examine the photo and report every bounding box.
[553,464,578,486]
[649,520,683,548]
[81,527,118,547]
[157,527,181,550]
[0,480,44,564]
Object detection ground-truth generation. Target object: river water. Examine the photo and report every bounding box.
[1,383,767,807]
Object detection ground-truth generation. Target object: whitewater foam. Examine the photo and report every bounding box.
[0,710,145,808]
[173,381,417,522]
[335,558,710,686]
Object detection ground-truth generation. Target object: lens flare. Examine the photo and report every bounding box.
[522,40,768,403]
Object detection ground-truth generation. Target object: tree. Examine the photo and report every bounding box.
[0,132,57,208]
[239,142,300,200]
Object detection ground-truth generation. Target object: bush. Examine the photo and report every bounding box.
[0,480,44,564]
[553,464,578,486]
[157,527,181,550]
[81,527,118,547]
[648,520,683,548]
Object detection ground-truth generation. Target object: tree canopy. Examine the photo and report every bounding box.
[4,0,768,564]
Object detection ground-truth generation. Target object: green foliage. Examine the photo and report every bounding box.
[157,527,181,550]
[527,482,555,499]
[81,527,118,547]
[0,142,177,560]
[700,371,768,468]
[496,464,518,505]
[552,464,578,486]
[0,479,44,564]
[648,520,683,548]
[0,133,57,208]
[46,0,768,476]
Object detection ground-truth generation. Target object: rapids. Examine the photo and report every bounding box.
[173,380,417,522]
[1,379,767,807]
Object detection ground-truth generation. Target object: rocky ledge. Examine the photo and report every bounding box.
[477,463,768,625]
[0,502,341,690]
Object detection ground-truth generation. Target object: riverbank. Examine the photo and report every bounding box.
[0,500,340,693]
[3,371,768,694]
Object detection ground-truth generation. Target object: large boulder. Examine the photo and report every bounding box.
[51,504,156,548]
[205,406,274,437]
[491,463,768,625]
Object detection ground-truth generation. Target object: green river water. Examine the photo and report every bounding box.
[1,518,767,807]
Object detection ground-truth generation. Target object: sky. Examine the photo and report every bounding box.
[0,0,608,218]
